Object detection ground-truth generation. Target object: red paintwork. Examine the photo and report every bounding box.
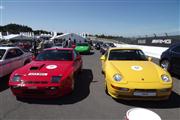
[9,48,82,99]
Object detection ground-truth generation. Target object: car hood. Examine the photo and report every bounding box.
[14,60,73,77]
[109,61,164,83]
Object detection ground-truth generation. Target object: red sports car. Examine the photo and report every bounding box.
[9,48,82,99]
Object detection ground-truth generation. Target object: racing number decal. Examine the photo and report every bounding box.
[131,66,143,71]
[46,65,57,69]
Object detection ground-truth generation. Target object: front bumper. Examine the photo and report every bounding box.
[10,85,71,99]
[107,83,172,100]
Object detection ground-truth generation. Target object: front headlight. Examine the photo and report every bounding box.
[51,76,61,83]
[161,74,170,82]
[12,75,21,82]
[113,74,122,82]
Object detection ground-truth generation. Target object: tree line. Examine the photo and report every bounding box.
[0,23,55,35]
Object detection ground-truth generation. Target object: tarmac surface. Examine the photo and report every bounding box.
[0,49,180,120]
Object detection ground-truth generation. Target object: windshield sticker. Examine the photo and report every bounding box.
[28,73,48,76]
[46,65,57,69]
[131,66,143,71]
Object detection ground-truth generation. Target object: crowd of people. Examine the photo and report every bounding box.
[0,38,85,56]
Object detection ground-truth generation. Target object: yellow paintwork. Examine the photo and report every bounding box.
[101,47,173,100]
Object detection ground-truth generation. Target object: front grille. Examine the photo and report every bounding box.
[25,81,48,84]
[23,90,45,95]
[134,89,156,92]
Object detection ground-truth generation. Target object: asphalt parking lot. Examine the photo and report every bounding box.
[0,49,180,120]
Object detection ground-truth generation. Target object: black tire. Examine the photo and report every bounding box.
[71,75,75,91]
[105,84,109,95]
[16,96,24,101]
[79,65,82,73]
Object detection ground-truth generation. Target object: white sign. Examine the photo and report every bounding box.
[152,39,171,44]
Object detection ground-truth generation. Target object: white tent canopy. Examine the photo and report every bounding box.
[3,34,34,41]
[52,33,86,43]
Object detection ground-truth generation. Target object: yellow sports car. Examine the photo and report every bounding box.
[100,48,172,100]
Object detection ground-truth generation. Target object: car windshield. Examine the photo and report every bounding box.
[109,49,147,61]
[0,49,6,60]
[36,49,73,61]
[77,43,89,46]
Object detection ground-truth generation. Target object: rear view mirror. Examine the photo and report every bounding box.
[100,55,105,60]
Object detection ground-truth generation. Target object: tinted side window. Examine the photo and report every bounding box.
[5,49,17,59]
[171,46,180,53]
[104,52,108,60]
[0,49,6,60]
[16,49,24,56]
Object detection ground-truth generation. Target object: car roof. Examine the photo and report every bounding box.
[109,47,141,51]
[169,43,180,48]
[0,46,20,50]
[45,47,73,51]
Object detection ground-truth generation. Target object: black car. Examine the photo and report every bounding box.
[100,42,116,54]
[160,43,180,75]
[94,41,103,50]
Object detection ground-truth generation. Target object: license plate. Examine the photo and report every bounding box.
[27,86,37,89]
[133,91,156,96]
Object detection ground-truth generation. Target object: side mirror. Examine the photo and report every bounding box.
[148,57,152,61]
[100,55,105,60]
[32,55,36,60]
[76,55,81,60]
[72,44,76,48]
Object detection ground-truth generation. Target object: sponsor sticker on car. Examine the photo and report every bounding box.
[133,91,156,96]
[28,73,48,76]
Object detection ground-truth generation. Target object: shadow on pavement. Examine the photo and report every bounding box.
[0,74,10,92]
[172,74,180,80]
[114,91,180,109]
[19,69,93,105]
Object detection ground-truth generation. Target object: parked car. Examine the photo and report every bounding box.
[0,47,32,78]
[9,48,82,99]
[94,43,101,50]
[75,43,91,54]
[160,43,180,75]
[100,48,172,100]
[100,42,116,54]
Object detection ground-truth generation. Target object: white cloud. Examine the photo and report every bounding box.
[0,5,4,10]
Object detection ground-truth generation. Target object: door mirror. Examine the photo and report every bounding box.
[72,44,76,48]
[148,57,152,61]
[32,55,36,60]
[76,55,81,60]
[100,55,105,60]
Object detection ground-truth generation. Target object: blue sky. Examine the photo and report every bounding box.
[0,0,179,36]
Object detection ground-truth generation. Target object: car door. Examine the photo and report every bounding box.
[4,49,17,74]
[14,48,24,68]
[170,45,180,74]
[0,49,8,77]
